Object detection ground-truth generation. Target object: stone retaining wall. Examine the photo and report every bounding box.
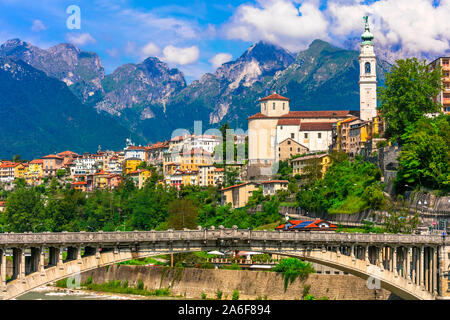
[80,265,399,300]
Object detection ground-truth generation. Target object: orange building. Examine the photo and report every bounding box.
[42,154,64,177]
[429,57,450,114]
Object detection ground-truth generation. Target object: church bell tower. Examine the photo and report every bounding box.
[359,16,377,121]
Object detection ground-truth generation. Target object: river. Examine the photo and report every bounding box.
[15,285,185,300]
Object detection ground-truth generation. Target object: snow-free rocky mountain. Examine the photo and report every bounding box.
[0,38,391,158]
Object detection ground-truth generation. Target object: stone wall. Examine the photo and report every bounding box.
[80,265,398,300]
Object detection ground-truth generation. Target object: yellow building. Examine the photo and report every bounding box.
[291,153,332,178]
[179,148,214,171]
[123,158,142,175]
[220,182,259,209]
[26,159,43,185]
[129,169,152,189]
[93,170,110,190]
[71,181,87,192]
[14,163,28,179]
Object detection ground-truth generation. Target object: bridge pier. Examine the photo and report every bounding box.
[420,246,425,290]
[1,248,6,293]
[406,247,411,283]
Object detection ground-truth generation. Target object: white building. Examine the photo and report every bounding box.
[359,16,377,121]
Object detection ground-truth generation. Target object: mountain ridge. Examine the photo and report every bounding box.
[0,38,392,156]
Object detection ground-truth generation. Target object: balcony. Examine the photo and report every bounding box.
[443,98,450,105]
[442,64,450,71]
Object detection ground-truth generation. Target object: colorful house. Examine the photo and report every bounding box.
[26,159,44,185]
[93,170,110,190]
[123,158,142,175]
[129,169,152,189]
[42,154,64,177]
[220,182,260,209]
[291,153,332,178]
[71,181,87,192]
[261,180,289,196]
[276,219,337,231]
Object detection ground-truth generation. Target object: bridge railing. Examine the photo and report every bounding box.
[0,229,447,246]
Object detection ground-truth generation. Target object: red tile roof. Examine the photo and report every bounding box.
[42,154,63,160]
[126,146,145,150]
[0,163,19,168]
[30,159,43,164]
[220,182,257,191]
[299,122,334,131]
[261,180,289,184]
[57,151,79,157]
[146,141,169,150]
[71,181,87,185]
[247,112,269,120]
[282,110,353,118]
[277,118,300,126]
[259,93,290,101]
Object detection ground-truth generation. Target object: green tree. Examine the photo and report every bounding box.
[167,199,198,230]
[4,186,46,232]
[379,58,443,143]
[395,115,450,193]
[382,198,420,234]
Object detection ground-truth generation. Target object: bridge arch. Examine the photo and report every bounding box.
[1,229,447,300]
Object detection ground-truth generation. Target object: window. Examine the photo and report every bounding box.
[264,102,267,110]
[273,102,276,110]
[287,140,291,145]
[365,62,371,74]
[318,132,322,139]
[290,147,292,151]
[291,133,295,139]
[304,133,308,139]
[297,148,300,152]
[282,103,285,110]
[280,126,283,130]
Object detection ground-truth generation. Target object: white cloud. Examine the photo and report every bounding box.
[223,0,329,51]
[210,53,233,69]
[141,42,161,58]
[31,20,46,32]
[222,0,450,60]
[325,0,450,58]
[162,45,199,65]
[66,33,96,46]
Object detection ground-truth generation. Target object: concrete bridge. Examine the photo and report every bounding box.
[0,227,449,300]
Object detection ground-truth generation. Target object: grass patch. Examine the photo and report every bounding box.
[83,279,171,297]
[253,221,280,231]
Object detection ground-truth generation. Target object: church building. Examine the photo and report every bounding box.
[247,16,378,167]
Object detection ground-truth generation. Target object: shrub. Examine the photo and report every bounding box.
[136,280,144,290]
[273,258,315,292]
[232,289,240,300]
[216,289,223,300]
[201,292,207,300]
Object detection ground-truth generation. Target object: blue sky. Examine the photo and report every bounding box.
[0,0,449,83]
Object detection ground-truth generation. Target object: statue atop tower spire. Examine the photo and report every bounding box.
[361,16,374,45]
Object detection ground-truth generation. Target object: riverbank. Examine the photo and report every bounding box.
[80,265,399,300]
